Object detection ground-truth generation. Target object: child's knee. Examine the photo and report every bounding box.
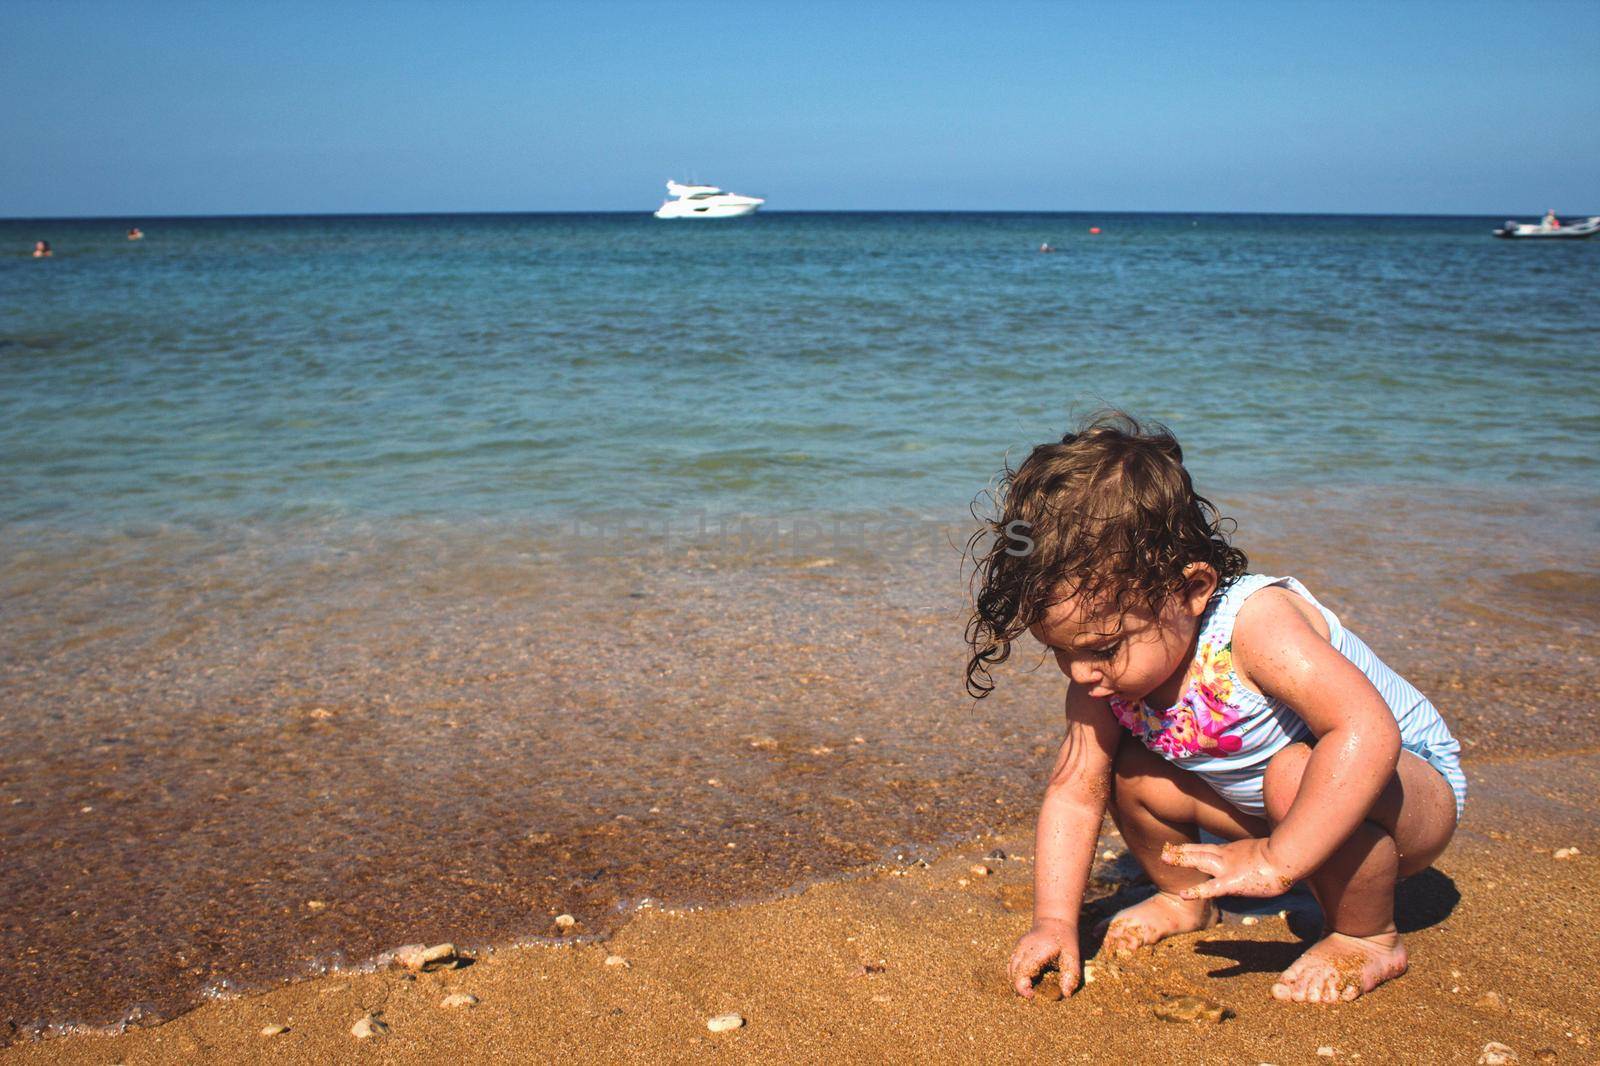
[1262,742,1313,823]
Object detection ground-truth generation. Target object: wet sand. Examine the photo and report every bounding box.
[4,750,1595,1064]
[1,485,1596,1046]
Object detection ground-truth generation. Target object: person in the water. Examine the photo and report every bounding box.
[127,227,144,240]
[968,412,1463,1005]
[32,240,52,258]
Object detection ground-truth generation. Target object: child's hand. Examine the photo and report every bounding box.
[1162,839,1297,900]
[1008,917,1080,998]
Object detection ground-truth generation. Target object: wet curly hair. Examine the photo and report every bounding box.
[964,411,1247,698]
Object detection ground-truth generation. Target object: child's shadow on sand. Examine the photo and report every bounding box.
[1079,868,1460,978]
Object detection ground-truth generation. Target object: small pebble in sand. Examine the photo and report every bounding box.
[956,878,970,887]
[260,1024,290,1037]
[1553,847,1578,860]
[1474,991,1507,1012]
[305,900,327,912]
[706,1012,745,1033]
[1477,1043,1517,1065]
[350,1013,388,1040]
[1101,850,1118,861]
[1152,994,1229,1023]
[604,954,630,968]
[392,943,462,972]
[1240,915,1259,926]
[1317,1048,1336,1058]
[985,848,1007,861]
[1277,909,1289,919]
[439,993,478,1009]
[554,914,577,930]
[969,864,991,877]
[308,708,334,720]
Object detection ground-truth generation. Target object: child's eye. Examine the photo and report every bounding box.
[1086,641,1121,661]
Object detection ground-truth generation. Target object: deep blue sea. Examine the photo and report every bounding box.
[3,212,1596,532]
[2,212,1597,1038]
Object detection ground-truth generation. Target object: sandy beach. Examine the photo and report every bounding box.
[5,749,1595,1065]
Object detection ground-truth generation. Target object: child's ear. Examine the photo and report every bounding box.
[1180,563,1219,616]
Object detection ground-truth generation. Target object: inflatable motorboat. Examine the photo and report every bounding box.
[1493,215,1600,239]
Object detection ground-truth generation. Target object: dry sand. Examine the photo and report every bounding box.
[5,752,1596,1065]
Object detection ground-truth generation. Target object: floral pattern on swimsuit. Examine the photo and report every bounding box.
[1108,640,1245,758]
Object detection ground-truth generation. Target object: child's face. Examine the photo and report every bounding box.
[1029,569,1217,704]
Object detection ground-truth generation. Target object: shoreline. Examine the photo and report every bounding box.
[4,750,1596,1064]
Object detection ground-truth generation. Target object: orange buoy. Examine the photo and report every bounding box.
[1089,227,1101,235]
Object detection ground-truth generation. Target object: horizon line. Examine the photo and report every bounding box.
[1,207,1551,224]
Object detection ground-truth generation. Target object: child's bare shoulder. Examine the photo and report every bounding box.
[1231,584,1335,692]
[1234,583,1330,642]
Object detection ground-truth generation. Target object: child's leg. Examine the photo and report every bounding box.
[1101,738,1269,957]
[1262,742,1458,1003]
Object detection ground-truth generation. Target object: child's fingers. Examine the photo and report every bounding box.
[1178,877,1227,901]
[1009,944,1055,997]
[1162,843,1224,876]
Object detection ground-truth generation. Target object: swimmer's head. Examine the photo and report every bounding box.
[964,411,1247,698]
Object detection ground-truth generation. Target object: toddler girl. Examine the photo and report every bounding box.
[966,413,1464,1004]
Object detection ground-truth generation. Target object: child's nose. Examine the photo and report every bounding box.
[1067,658,1101,687]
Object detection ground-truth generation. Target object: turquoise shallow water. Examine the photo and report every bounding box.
[0,213,1597,1038]
[3,212,1596,530]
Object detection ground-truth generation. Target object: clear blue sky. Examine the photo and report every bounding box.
[5,0,1596,217]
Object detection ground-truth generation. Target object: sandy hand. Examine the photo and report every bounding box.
[1008,919,1080,998]
[1162,839,1297,900]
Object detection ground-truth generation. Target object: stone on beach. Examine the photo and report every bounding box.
[440,992,479,1009]
[604,954,629,968]
[259,1023,290,1037]
[1152,994,1230,1023]
[554,913,577,930]
[391,942,465,972]
[1477,1042,1518,1065]
[1473,990,1507,1012]
[707,1012,745,1032]
[1552,847,1578,860]
[969,864,991,877]
[350,1013,389,1040]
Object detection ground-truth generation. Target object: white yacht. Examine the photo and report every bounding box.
[653,180,764,219]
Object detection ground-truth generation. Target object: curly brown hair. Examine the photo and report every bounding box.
[964,411,1247,698]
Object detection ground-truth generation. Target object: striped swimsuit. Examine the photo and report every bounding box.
[1108,574,1467,819]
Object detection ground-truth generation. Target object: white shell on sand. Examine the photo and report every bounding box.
[604,954,629,967]
[554,913,577,929]
[440,993,479,1009]
[351,1013,389,1040]
[259,1024,290,1037]
[706,1012,745,1033]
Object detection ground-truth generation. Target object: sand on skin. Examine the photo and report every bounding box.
[4,752,1596,1065]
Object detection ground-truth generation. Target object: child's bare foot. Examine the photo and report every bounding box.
[1270,931,1408,1002]
[1097,890,1217,959]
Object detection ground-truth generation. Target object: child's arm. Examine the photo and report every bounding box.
[1009,683,1122,998]
[1166,588,1403,898]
